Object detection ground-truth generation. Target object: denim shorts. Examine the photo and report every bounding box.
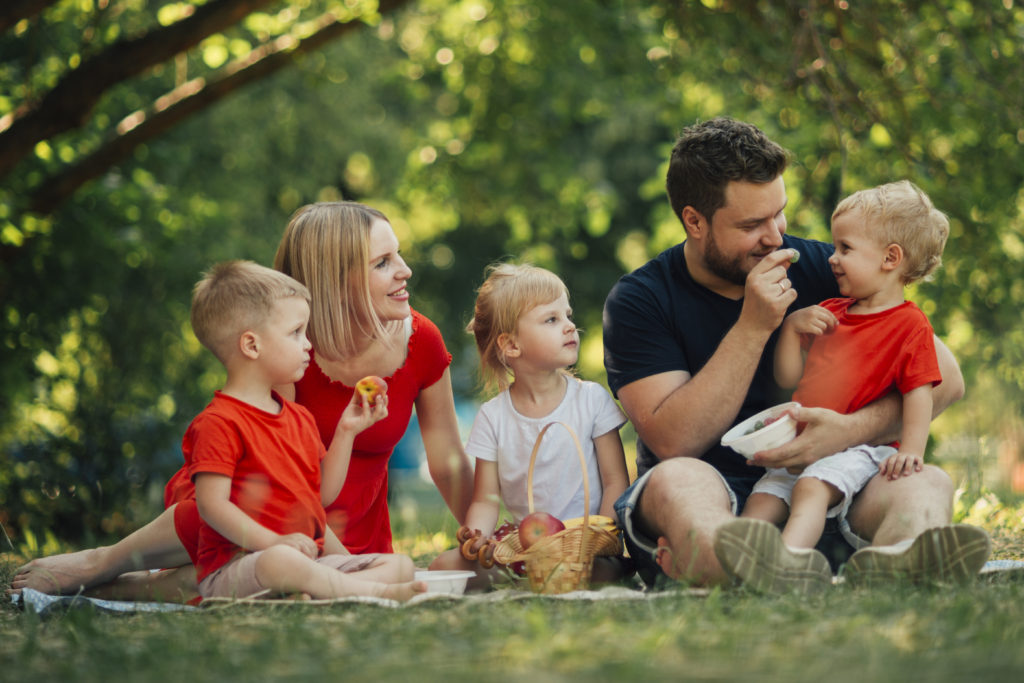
[614,463,857,587]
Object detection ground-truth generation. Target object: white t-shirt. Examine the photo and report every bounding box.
[466,376,627,522]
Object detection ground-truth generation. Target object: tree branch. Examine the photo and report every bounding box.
[0,0,278,181]
[28,3,412,214]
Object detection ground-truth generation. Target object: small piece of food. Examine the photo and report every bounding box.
[744,414,781,435]
[518,511,566,549]
[790,249,800,263]
[354,375,388,404]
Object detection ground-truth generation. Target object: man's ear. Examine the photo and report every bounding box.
[882,243,904,272]
[680,206,708,239]
[497,332,521,359]
[239,330,260,360]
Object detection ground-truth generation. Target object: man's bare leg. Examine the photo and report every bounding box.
[641,458,734,585]
[10,505,191,596]
[844,466,990,583]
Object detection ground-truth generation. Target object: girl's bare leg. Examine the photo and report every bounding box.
[10,505,192,597]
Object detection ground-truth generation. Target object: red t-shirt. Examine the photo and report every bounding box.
[294,309,452,553]
[794,298,942,422]
[182,391,327,583]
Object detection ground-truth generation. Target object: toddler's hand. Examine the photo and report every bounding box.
[879,451,923,480]
[276,532,318,559]
[336,389,389,437]
[783,305,838,336]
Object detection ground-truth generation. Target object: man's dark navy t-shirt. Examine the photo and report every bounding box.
[602,235,839,483]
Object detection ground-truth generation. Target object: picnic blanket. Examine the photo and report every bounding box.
[12,560,1024,618]
[11,584,694,617]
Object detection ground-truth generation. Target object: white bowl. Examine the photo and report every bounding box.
[414,570,475,595]
[721,402,800,459]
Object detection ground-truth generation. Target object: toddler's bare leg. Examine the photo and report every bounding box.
[782,478,842,549]
[344,553,415,583]
[10,506,190,596]
[254,546,426,602]
[740,492,789,526]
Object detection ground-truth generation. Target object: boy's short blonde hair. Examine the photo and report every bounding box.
[467,263,570,393]
[274,202,394,361]
[191,260,310,364]
[832,180,949,283]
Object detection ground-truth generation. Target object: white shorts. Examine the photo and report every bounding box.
[751,444,895,549]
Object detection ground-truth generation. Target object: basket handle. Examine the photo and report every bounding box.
[526,421,590,564]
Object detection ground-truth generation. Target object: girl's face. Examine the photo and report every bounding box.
[509,292,579,371]
[366,219,412,322]
[828,208,887,298]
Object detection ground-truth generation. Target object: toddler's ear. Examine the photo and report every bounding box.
[882,243,904,271]
[239,330,260,359]
[497,332,521,359]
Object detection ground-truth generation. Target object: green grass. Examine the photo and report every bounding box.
[3,576,1024,682]
[3,478,1024,682]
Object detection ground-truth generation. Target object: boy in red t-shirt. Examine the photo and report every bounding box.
[187,260,424,601]
[715,181,989,593]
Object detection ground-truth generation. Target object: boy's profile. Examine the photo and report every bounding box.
[187,260,423,601]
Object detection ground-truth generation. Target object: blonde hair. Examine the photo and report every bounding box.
[273,202,396,361]
[467,263,570,393]
[832,180,949,283]
[191,260,310,364]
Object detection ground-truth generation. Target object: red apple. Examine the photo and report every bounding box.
[518,511,565,549]
[354,375,387,404]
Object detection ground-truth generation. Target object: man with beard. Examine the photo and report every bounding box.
[602,117,987,590]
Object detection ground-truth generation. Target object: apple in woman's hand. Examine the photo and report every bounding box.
[518,511,565,549]
[355,375,388,404]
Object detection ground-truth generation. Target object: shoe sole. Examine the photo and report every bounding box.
[844,524,992,585]
[714,518,832,596]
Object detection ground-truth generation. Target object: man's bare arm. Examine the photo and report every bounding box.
[618,249,798,460]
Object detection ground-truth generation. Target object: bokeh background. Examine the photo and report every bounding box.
[1,0,1022,550]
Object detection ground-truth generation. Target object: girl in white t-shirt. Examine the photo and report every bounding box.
[429,263,630,588]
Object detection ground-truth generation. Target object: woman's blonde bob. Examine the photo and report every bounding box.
[274,201,397,360]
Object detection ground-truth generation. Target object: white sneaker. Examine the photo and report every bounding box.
[844,524,992,585]
[714,518,833,595]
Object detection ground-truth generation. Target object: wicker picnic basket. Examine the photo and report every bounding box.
[491,421,621,594]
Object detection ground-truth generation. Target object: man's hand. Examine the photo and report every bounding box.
[739,249,800,333]
[275,532,319,559]
[880,451,924,480]
[750,405,855,471]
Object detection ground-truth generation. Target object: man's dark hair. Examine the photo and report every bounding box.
[666,117,789,224]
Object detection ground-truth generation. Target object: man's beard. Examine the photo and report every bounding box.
[705,228,752,286]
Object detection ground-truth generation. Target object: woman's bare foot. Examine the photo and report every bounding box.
[379,580,427,602]
[9,547,111,595]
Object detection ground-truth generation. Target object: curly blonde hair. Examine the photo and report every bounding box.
[832,180,949,284]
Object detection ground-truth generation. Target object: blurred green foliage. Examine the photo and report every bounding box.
[1,0,1022,544]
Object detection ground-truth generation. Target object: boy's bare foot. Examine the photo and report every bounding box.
[8,548,109,595]
[379,580,427,602]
